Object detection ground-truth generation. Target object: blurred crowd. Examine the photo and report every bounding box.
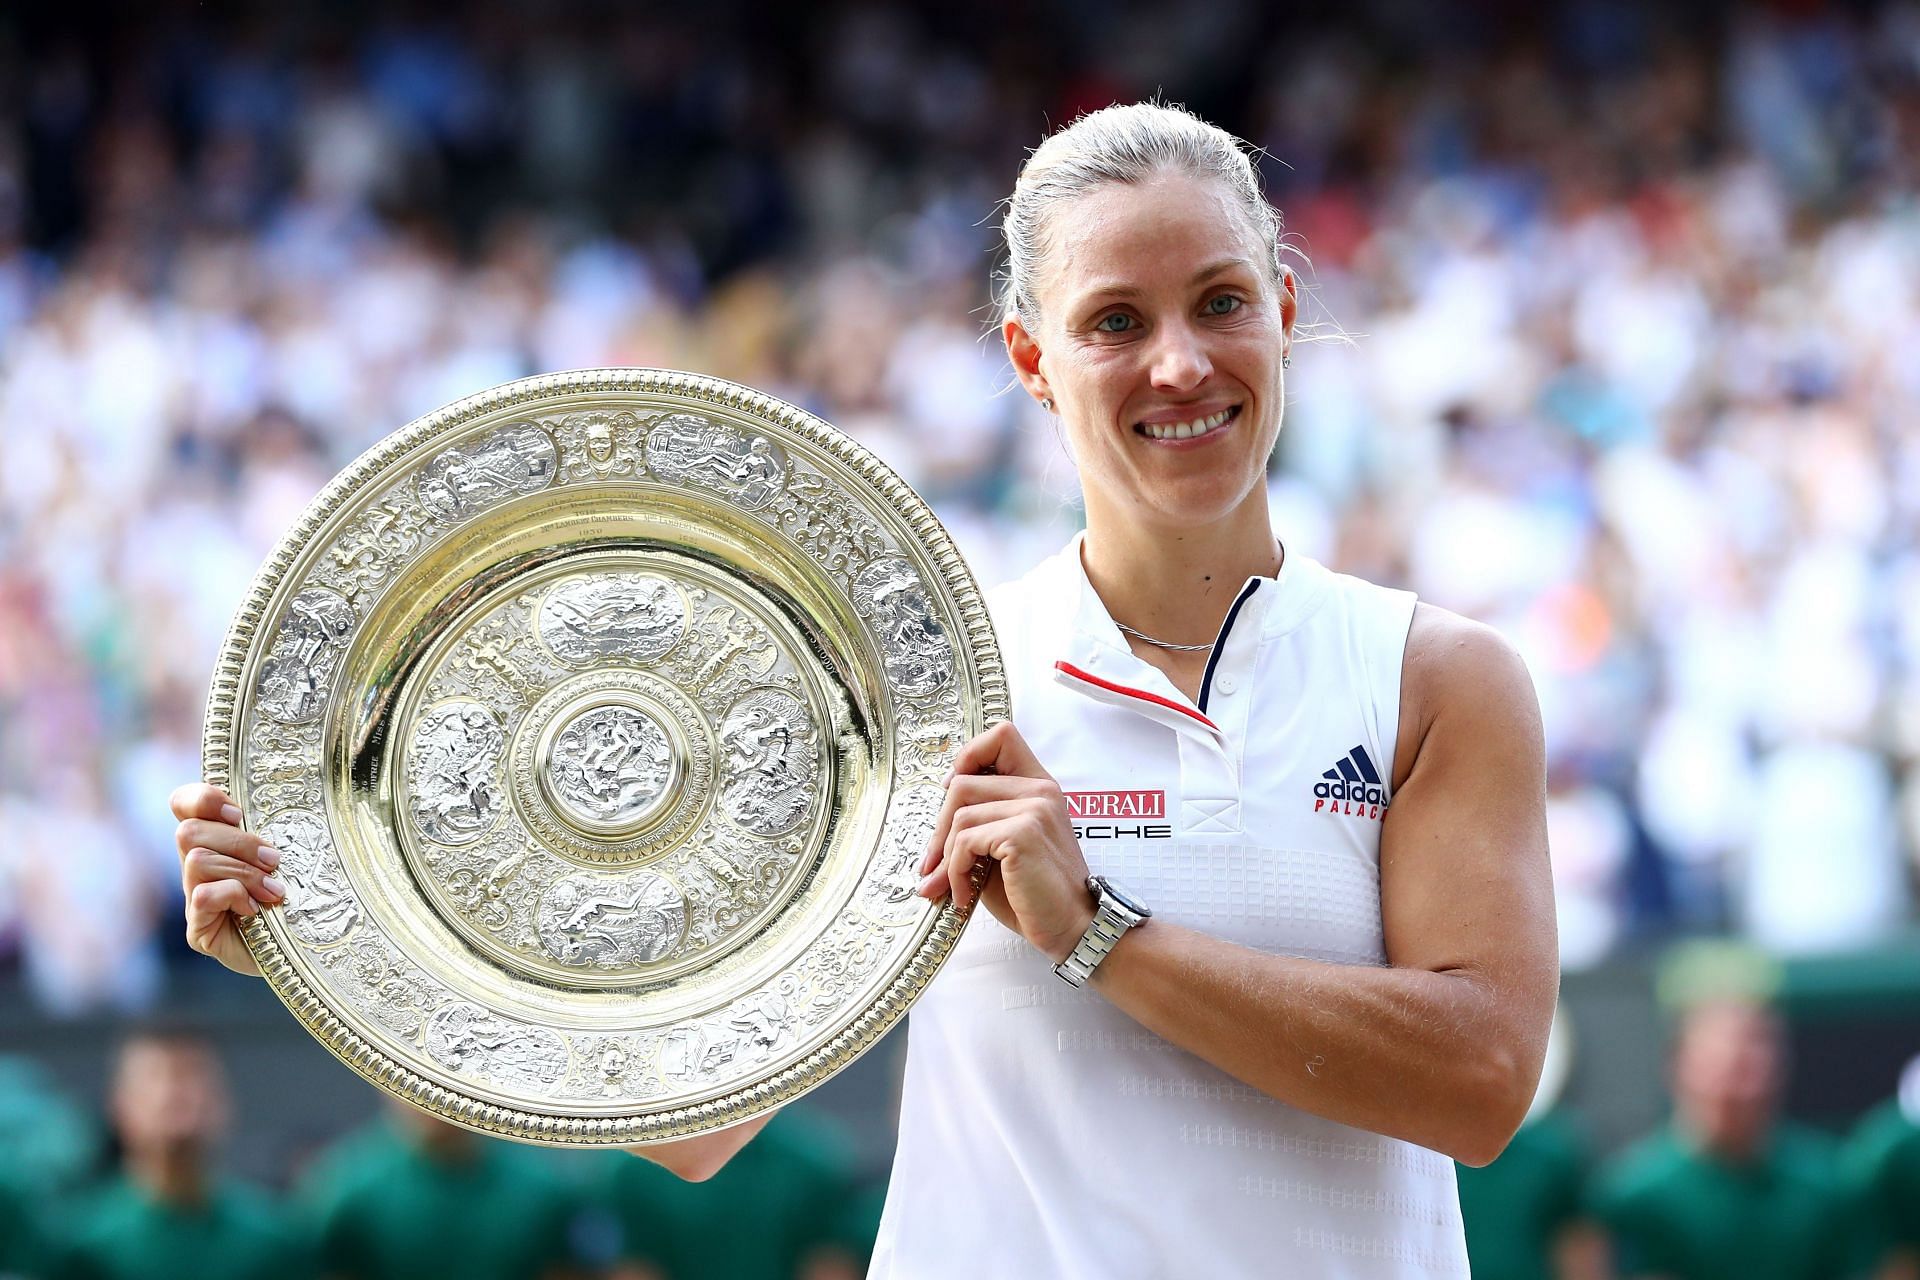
[2,0,1920,1013]
[3,1000,1918,1280]
[0,1031,880,1280]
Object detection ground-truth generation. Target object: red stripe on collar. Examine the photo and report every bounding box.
[1053,660,1219,732]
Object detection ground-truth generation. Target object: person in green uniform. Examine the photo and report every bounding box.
[297,1099,587,1280]
[1845,1054,1920,1280]
[53,1028,308,1280]
[1457,1110,1603,1280]
[1592,998,1862,1280]
[594,1105,869,1280]
[1457,1010,1607,1280]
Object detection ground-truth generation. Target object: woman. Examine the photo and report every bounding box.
[172,102,1556,1277]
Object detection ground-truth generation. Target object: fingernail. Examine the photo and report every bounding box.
[942,769,954,788]
[220,804,242,825]
[262,875,287,899]
[916,872,942,897]
[257,846,282,869]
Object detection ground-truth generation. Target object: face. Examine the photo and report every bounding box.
[111,1037,229,1156]
[1671,1002,1783,1155]
[1004,170,1296,531]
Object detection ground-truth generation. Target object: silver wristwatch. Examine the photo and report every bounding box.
[1054,875,1152,987]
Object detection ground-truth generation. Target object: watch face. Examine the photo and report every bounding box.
[1092,875,1152,919]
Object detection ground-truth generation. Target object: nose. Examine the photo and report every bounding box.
[1147,318,1212,393]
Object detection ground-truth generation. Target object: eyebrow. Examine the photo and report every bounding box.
[1076,257,1257,302]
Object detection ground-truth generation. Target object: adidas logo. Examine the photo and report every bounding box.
[1312,745,1388,818]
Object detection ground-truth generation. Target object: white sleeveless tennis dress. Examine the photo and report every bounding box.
[868,532,1468,1278]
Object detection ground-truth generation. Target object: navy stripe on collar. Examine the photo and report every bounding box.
[1197,579,1263,714]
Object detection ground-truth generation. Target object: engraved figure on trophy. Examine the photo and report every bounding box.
[566,1036,662,1100]
[405,701,506,845]
[323,936,444,1040]
[424,1004,567,1090]
[255,588,357,723]
[546,705,677,829]
[717,690,817,837]
[536,574,687,666]
[727,990,794,1062]
[260,810,359,946]
[326,498,433,597]
[851,557,954,700]
[644,414,788,511]
[442,839,529,935]
[245,719,323,813]
[771,471,890,575]
[414,423,558,521]
[660,1026,713,1083]
[534,872,687,968]
[862,784,944,925]
[558,409,642,482]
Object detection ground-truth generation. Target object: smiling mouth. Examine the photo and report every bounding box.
[1135,404,1240,441]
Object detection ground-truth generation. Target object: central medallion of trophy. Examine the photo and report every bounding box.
[541,700,679,834]
[389,554,834,989]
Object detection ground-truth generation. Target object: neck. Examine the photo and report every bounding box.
[1677,1111,1768,1165]
[1080,490,1281,645]
[127,1144,208,1208]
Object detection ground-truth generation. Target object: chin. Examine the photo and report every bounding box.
[1132,480,1261,529]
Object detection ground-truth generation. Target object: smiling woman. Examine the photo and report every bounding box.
[863,100,1558,1278]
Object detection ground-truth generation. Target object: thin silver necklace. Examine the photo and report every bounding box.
[1109,542,1286,653]
[1113,620,1215,652]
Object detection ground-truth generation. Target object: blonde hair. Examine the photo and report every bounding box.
[993,100,1290,328]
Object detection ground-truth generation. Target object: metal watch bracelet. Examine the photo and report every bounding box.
[1054,875,1150,987]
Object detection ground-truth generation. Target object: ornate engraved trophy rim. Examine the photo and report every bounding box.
[202,367,1007,1145]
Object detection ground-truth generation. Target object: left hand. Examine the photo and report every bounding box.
[915,721,1094,963]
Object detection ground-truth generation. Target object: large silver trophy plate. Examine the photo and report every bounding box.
[203,369,1005,1144]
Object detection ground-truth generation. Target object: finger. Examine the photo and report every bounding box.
[944,828,983,910]
[187,879,261,954]
[170,783,241,826]
[175,819,280,870]
[183,848,286,903]
[947,721,1053,783]
[919,775,1047,875]
[918,801,1027,897]
[944,825,1016,912]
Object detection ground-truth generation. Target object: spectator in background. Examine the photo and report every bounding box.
[1845,1053,1920,1280]
[593,1105,871,1280]
[1592,999,1860,1280]
[53,1027,306,1280]
[297,1098,586,1280]
[0,1054,100,1278]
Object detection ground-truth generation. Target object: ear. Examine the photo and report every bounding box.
[1279,267,1298,357]
[1001,315,1051,408]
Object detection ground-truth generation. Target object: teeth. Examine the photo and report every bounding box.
[1139,407,1234,440]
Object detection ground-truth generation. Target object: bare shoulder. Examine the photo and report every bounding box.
[1392,603,1541,791]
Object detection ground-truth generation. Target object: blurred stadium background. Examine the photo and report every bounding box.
[2,0,1919,1276]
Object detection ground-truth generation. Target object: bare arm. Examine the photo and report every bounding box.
[622,1111,775,1181]
[1088,611,1557,1163]
[921,608,1558,1166]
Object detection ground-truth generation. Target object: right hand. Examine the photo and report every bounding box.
[170,783,286,977]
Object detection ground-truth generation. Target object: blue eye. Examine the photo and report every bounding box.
[1206,294,1243,315]
[1096,313,1135,333]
